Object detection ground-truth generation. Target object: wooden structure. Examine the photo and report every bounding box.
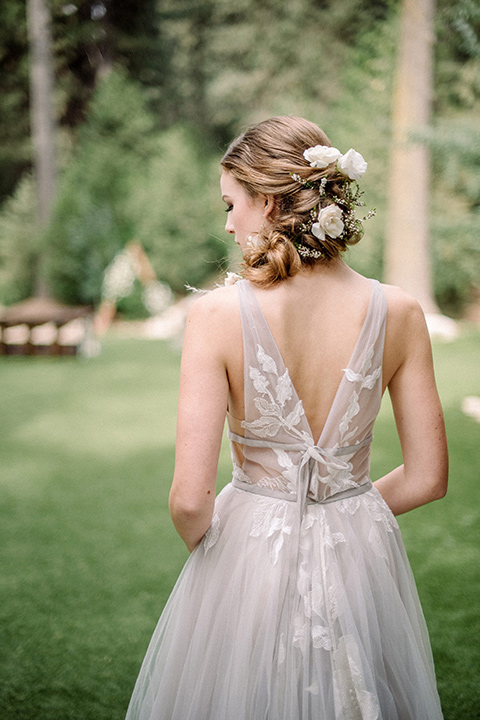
[0,297,92,356]
[95,242,162,336]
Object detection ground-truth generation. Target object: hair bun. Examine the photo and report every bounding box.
[243,233,301,286]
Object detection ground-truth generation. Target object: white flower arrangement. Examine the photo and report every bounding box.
[311,205,344,242]
[142,281,173,315]
[102,249,173,315]
[102,250,136,302]
[303,145,342,169]
[291,144,374,257]
[303,145,367,181]
[223,272,243,286]
[337,148,368,181]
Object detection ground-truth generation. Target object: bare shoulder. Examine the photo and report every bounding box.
[183,285,241,360]
[382,283,428,336]
[187,285,239,326]
[381,283,431,386]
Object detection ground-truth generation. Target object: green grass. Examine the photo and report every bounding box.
[1,331,479,719]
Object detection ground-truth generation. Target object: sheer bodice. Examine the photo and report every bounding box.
[228,278,386,506]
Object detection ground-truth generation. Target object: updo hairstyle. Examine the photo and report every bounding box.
[221,116,363,287]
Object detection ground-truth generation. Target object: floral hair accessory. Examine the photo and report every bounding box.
[290,147,375,259]
[303,145,342,169]
[223,271,243,286]
[337,148,367,181]
[311,205,344,242]
[303,145,367,180]
[294,241,324,259]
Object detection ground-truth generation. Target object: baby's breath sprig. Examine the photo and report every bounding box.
[290,173,315,189]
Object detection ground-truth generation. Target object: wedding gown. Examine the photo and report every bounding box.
[125,278,443,720]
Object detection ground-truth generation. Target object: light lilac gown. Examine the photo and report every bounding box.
[125,278,443,720]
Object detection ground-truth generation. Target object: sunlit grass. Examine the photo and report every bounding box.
[1,330,479,719]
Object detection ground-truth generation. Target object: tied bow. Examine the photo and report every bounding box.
[296,443,352,525]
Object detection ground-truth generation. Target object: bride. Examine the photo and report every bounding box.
[126,116,448,720]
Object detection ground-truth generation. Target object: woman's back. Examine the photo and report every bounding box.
[225,262,398,442]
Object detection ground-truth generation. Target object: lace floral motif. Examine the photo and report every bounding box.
[293,512,348,656]
[242,344,311,445]
[203,513,221,553]
[250,497,292,564]
[364,491,398,531]
[232,459,295,494]
[339,346,381,446]
[333,636,380,720]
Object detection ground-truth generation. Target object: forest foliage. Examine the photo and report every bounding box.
[0,0,479,313]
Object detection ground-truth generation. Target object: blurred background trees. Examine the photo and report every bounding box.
[0,0,479,314]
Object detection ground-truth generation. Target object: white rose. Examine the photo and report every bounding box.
[224,272,242,286]
[337,148,367,180]
[312,204,344,241]
[303,145,342,169]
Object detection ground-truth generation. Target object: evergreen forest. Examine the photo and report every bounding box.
[0,0,479,313]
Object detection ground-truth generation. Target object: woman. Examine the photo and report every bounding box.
[126,116,448,719]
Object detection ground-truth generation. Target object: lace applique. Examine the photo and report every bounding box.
[256,474,293,493]
[364,491,399,556]
[232,454,297,495]
[337,496,362,515]
[339,346,381,447]
[250,497,292,564]
[364,491,399,531]
[344,366,382,390]
[232,462,253,485]
[335,488,398,528]
[203,513,220,552]
[312,624,334,650]
[333,635,380,720]
[368,525,388,559]
[300,511,346,550]
[338,391,360,444]
[242,345,310,444]
[317,458,355,497]
[274,449,299,493]
[293,615,334,652]
[295,562,343,654]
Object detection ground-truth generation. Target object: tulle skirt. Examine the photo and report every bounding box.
[125,483,443,720]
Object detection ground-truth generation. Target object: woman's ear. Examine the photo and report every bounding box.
[264,195,275,219]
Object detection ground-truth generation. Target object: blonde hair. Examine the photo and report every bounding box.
[221,116,363,286]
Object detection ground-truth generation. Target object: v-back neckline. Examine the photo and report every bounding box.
[243,279,378,446]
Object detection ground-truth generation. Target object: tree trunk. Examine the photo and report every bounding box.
[385,0,438,313]
[27,0,57,297]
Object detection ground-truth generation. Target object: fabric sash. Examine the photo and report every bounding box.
[228,430,373,512]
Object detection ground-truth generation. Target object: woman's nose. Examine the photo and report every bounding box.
[225,216,234,234]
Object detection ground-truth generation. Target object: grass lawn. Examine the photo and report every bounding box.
[1,330,479,719]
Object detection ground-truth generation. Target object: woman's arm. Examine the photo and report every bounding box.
[374,294,448,515]
[169,292,231,552]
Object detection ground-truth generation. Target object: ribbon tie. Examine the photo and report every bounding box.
[296,443,354,529]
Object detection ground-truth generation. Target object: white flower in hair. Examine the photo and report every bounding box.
[311,205,344,241]
[337,149,367,181]
[303,145,342,169]
[223,271,243,286]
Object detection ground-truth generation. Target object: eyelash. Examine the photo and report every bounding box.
[225,205,233,213]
